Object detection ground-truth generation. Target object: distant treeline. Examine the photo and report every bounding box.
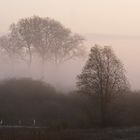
[0,78,139,128]
[0,78,90,128]
[0,16,85,68]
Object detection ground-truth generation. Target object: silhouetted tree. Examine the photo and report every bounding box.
[77,45,129,126]
[0,32,24,74]
[9,16,85,77]
[12,19,35,67]
[0,35,23,59]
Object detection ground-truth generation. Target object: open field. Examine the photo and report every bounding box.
[0,127,140,140]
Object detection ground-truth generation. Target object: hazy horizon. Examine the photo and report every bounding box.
[0,0,140,91]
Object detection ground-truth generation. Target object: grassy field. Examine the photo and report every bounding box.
[0,127,140,140]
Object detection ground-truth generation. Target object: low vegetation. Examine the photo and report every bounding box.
[0,78,139,129]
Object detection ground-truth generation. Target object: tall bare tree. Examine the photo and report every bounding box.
[31,17,85,66]
[0,33,24,74]
[50,33,85,65]
[77,45,129,126]
[10,16,85,69]
[16,18,34,67]
[0,33,23,61]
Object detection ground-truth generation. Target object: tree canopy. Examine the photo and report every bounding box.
[77,45,130,126]
[6,16,85,66]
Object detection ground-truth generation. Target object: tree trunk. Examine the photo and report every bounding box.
[28,45,32,69]
[40,56,45,80]
[100,97,108,127]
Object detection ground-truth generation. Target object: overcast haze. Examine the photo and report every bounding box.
[0,0,140,35]
[0,0,140,90]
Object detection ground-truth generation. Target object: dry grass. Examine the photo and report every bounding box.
[0,127,140,140]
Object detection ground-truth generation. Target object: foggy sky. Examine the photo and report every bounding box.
[0,0,140,90]
[0,0,140,35]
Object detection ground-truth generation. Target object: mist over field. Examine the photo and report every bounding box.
[0,33,139,91]
[0,55,85,91]
[1,0,140,140]
[0,0,140,91]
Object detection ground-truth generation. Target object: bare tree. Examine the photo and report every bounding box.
[10,16,85,70]
[77,45,129,126]
[10,18,35,67]
[31,17,85,66]
[0,33,23,61]
[50,33,85,65]
[0,33,23,74]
